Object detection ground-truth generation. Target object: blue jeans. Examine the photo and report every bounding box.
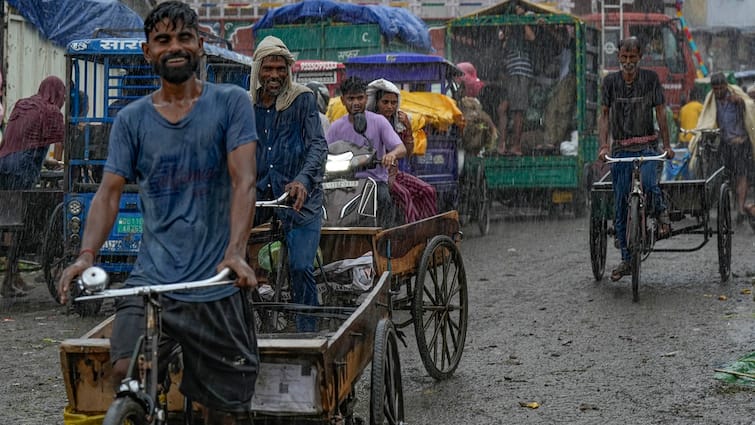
[611,148,666,262]
[285,214,321,332]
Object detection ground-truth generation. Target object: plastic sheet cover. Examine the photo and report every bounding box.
[253,0,432,53]
[8,0,143,47]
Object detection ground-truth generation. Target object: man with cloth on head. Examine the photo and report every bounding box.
[250,35,328,332]
[691,72,755,219]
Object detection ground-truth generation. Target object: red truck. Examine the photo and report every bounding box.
[583,12,697,114]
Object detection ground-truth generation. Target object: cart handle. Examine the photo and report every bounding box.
[605,152,667,164]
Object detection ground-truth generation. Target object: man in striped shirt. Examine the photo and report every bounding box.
[496,3,535,156]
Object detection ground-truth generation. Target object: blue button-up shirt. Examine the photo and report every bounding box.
[254,91,327,228]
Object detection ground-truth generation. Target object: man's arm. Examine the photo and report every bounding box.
[655,104,675,159]
[289,94,328,211]
[57,172,125,303]
[598,105,610,161]
[381,121,408,168]
[219,142,258,289]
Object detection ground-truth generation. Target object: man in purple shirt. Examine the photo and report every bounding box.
[326,76,406,227]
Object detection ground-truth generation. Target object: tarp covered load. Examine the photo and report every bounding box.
[253,0,432,52]
[8,0,143,48]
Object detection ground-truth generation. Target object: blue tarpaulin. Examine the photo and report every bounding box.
[253,0,432,52]
[8,0,143,47]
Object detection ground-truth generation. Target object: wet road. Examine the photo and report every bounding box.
[1,212,754,424]
[394,212,755,424]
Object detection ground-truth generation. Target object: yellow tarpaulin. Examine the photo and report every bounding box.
[325,91,464,155]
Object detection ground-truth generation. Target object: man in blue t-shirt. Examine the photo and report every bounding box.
[57,3,259,423]
[598,37,675,282]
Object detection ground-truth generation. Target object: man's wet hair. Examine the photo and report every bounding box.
[710,72,727,86]
[144,1,199,40]
[619,37,642,55]
[340,76,367,95]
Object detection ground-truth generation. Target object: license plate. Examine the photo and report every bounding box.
[322,180,359,189]
[116,216,143,234]
[552,190,573,204]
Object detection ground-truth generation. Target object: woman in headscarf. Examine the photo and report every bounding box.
[0,76,66,189]
[367,78,437,223]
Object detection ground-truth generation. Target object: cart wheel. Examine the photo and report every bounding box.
[370,319,404,425]
[717,182,732,282]
[589,210,607,281]
[102,396,148,425]
[476,166,490,236]
[42,202,102,316]
[412,235,468,380]
[628,195,642,303]
[457,167,472,227]
[41,202,65,303]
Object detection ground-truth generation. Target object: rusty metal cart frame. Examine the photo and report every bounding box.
[318,210,469,381]
[60,211,467,423]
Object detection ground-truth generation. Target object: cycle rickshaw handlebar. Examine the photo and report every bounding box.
[74,267,234,301]
[604,152,668,164]
[680,127,721,136]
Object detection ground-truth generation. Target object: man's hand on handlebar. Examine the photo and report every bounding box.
[662,146,675,160]
[218,255,258,290]
[58,254,95,305]
[284,181,307,212]
[382,152,398,169]
[598,145,609,162]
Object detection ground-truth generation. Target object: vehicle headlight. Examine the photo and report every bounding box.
[69,216,81,233]
[68,200,83,216]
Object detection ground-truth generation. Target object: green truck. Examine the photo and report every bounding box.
[446,0,600,216]
[251,0,433,62]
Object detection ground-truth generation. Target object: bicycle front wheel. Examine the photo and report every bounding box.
[102,397,148,425]
[627,195,642,303]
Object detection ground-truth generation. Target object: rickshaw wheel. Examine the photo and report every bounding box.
[476,167,490,236]
[370,319,404,425]
[41,203,65,303]
[412,235,468,380]
[628,195,642,303]
[589,208,607,281]
[102,396,148,425]
[717,182,732,282]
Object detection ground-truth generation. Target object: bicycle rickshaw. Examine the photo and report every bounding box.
[41,34,253,313]
[342,53,491,235]
[60,210,467,424]
[589,131,733,302]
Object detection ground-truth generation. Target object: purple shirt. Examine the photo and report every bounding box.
[326,110,403,182]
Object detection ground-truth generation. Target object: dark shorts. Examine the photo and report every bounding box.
[110,290,259,413]
[720,140,753,179]
[504,75,531,112]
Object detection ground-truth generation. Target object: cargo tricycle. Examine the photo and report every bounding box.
[446,1,601,217]
[61,211,467,423]
[589,151,732,302]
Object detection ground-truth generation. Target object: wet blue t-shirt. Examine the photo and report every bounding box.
[104,82,257,302]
